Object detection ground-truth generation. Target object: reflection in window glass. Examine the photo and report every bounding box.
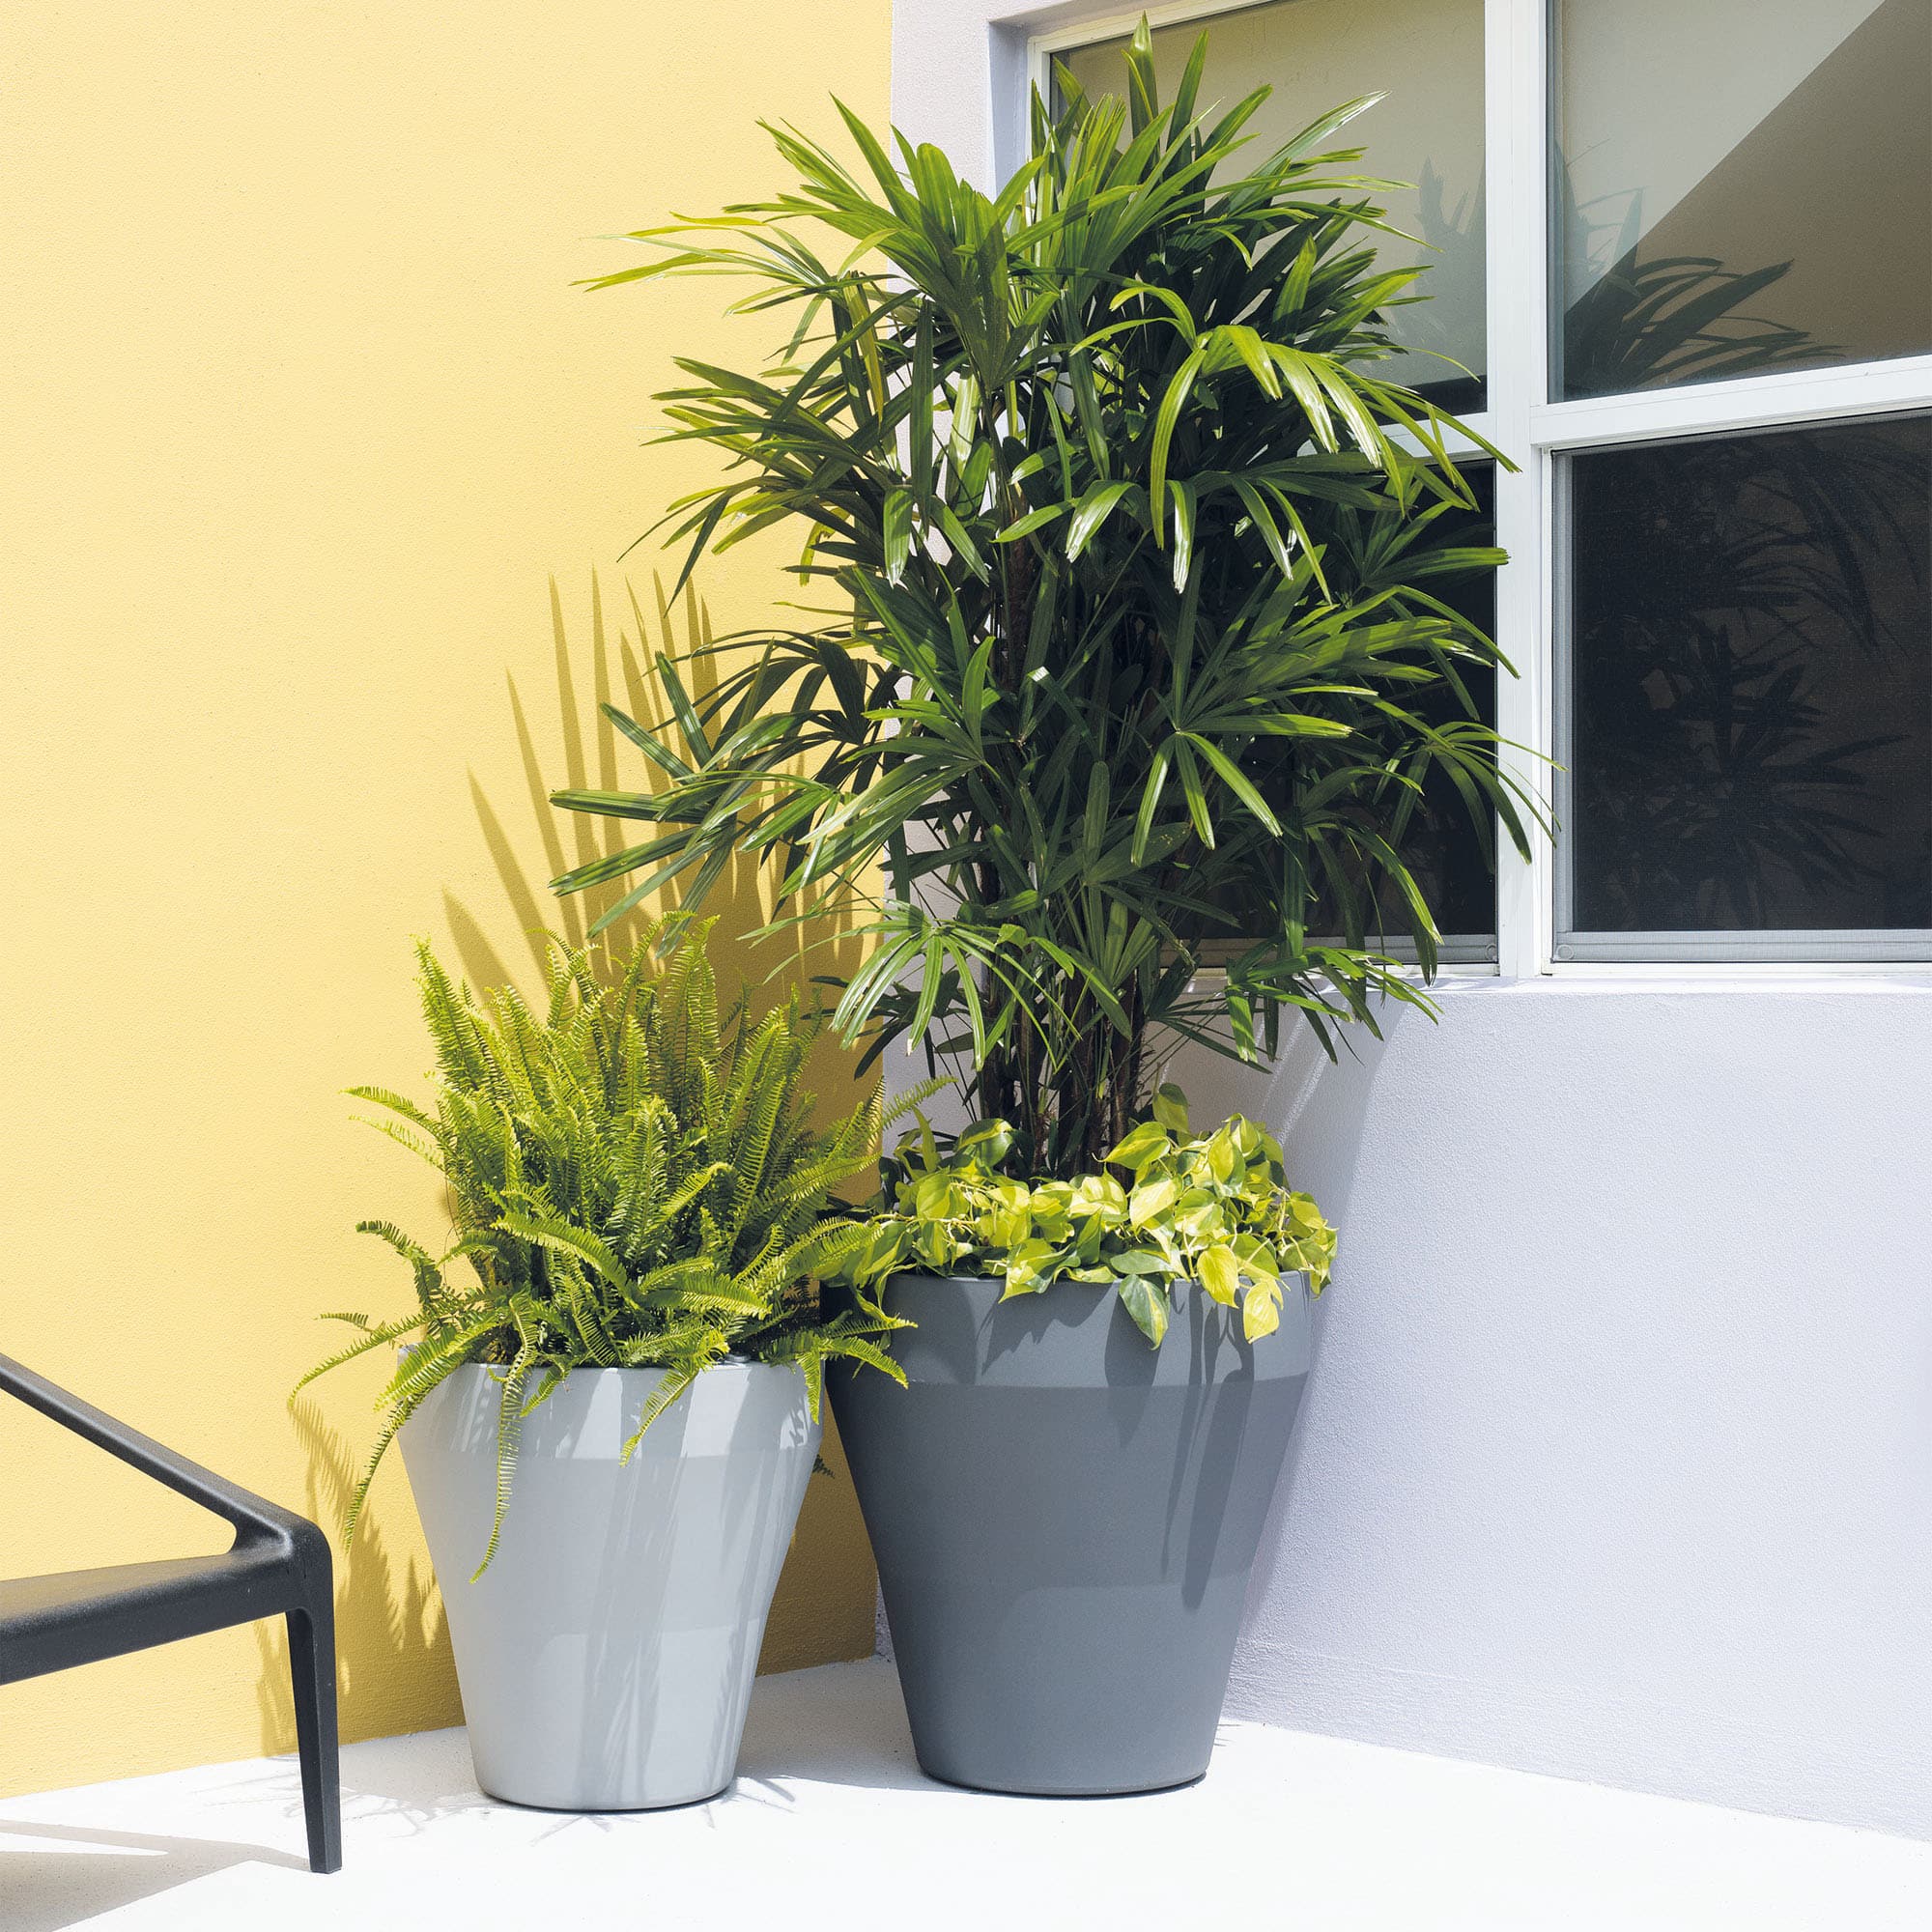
[1208,467,1499,957]
[1555,0,1932,400]
[1380,466,1498,946]
[1058,0,1487,413]
[1565,415,1932,940]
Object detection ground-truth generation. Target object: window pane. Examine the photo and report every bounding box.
[1381,465,1498,948]
[1555,1,1932,400]
[1057,0,1487,413]
[1194,466,1499,959]
[1562,415,1932,952]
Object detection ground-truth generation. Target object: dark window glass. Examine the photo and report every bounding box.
[1565,414,1932,940]
[1555,1,1932,400]
[1379,466,1498,946]
[1193,465,1499,955]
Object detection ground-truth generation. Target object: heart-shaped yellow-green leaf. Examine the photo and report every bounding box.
[1242,1274,1283,1341]
[1199,1242,1240,1305]
[1116,1271,1171,1346]
[1129,1176,1179,1227]
[1104,1121,1170,1171]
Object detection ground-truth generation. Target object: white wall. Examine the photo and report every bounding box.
[1187,980,1932,1841]
[891,0,1932,1840]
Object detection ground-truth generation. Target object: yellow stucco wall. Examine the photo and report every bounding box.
[0,0,891,1798]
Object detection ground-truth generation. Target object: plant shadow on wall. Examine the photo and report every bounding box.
[448,571,879,1671]
[446,573,798,993]
[254,1400,453,1758]
[448,569,869,1068]
[258,575,878,1750]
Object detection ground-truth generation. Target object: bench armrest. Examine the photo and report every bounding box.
[0,1352,319,1550]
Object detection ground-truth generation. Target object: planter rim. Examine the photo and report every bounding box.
[880,1267,1309,1292]
[404,1353,802,1379]
[853,1264,1313,1391]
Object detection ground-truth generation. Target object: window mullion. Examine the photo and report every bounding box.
[1531,355,1932,450]
[1487,0,1554,979]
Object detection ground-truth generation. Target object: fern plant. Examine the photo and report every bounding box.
[296,918,904,1574]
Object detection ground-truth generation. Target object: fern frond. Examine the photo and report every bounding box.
[471,1345,535,1580]
[495,1208,628,1290]
[883,1077,950,1128]
[336,1313,499,1547]
[289,1311,430,1399]
[619,1356,705,1463]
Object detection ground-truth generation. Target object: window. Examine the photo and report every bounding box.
[1555,2,1932,399]
[1058,0,1488,412]
[1558,416,1932,958]
[1031,0,1932,971]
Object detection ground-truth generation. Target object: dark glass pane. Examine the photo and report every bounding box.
[1556,1,1932,400]
[1379,467,1498,942]
[1060,0,1487,412]
[1186,466,1499,951]
[1567,414,1932,934]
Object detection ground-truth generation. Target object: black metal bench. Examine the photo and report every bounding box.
[0,1354,341,1873]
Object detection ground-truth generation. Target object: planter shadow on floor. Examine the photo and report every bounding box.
[728,1659,930,1803]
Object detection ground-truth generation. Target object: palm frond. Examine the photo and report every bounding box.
[557,23,1548,1175]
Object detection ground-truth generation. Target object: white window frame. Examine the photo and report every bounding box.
[1026,0,1932,979]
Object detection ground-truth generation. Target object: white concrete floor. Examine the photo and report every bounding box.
[3,1659,1929,1931]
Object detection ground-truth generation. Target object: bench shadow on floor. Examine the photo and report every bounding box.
[0,1817,307,1932]
[0,1659,934,1927]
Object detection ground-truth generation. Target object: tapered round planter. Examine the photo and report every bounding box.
[830,1272,1312,1796]
[398,1360,818,1810]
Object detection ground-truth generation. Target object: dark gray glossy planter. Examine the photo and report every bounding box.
[829,1271,1312,1796]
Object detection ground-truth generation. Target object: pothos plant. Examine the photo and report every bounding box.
[550,18,1540,1183]
[295,918,905,1574]
[842,1087,1335,1347]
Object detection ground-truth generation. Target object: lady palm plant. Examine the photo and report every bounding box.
[554,21,1537,1178]
[297,919,902,1572]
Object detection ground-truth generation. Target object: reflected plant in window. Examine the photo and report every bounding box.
[1400,162,1487,415]
[1570,416,1932,933]
[1555,0,1932,398]
[1558,172,1825,399]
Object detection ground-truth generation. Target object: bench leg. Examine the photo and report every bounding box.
[286,1604,341,1873]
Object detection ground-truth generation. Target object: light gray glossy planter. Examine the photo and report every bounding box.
[399,1361,818,1810]
[830,1272,1312,1796]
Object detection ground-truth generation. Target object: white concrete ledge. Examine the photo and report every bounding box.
[3,1660,1928,1930]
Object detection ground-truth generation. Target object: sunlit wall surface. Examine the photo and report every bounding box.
[0,0,890,1798]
